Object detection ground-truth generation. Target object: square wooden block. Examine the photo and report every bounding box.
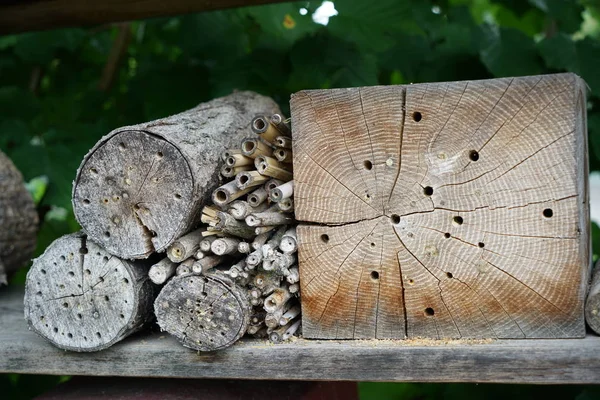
[291,73,590,339]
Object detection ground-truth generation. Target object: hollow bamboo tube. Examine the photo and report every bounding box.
[281,320,301,341]
[274,148,293,164]
[264,179,284,192]
[275,135,292,149]
[235,170,270,191]
[220,164,252,179]
[277,198,294,213]
[279,228,297,254]
[212,180,254,207]
[270,180,294,203]
[241,138,273,159]
[255,156,293,181]
[226,153,253,167]
[221,149,242,162]
[251,116,281,144]
[269,114,291,136]
[279,304,301,326]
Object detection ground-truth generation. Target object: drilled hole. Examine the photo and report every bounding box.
[408,279,415,285]
[253,118,266,131]
[96,332,102,338]
[53,327,58,333]
[215,190,227,202]
[446,272,453,279]
[119,142,126,150]
[370,271,380,280]
[391,214,400,224]
[364,160,373,170]
[478,242,485,248]
[123,278,129,284]
[157,151,163,158]
[120,314,125,319]
[41,269,46,274]
[453,216,463,225]
[174,193,181,199]
[424,307,435,316]
[85,269,91,275]
[412,111,422,122]
[469,150,479,162]
[423,186,433,196]
[36,291,42,296]
[104,296,110,301]
[83,199,90,205]
[68,271,74,277]
[543,208,553,218]
[63,303,68,308]
[90,167,98,174]
[321,234,329,243]
[103,256,109,262]
[444,233,451,239]
[67,333,73,339]
[370,242,376,247]
[77,313,82,319]
[60,255,66,261]
[104,231,110,238]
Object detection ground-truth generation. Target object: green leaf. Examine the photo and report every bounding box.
[576,37,600,96]
[593,221,600,262]
[479,25,544,77]
[25,175,49,205]
[529,0,584,33]
[537,33,578,71]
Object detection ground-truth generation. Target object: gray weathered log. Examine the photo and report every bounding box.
[211,237,240,256]
[149,257,178,285]
[0,150,38,284]
[216,211,255,239]
[24,232,155,352]
[586,263,600,334]
[72,91,280,259]
[154,272,250,351]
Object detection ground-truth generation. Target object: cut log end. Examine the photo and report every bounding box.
[154,272,250,351]
[24,232,155,352]
[73,130,194,259]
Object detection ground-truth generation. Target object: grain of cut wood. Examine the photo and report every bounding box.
[0,150,38,285]
[23,232,155,351]
[291,73,590,340]
[585,263,600,335]
[149,257,178,285]
[167,228,204,263]
[154,272,250,351]
[72,91,280,259]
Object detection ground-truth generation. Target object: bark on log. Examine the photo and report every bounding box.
[24,232,155,352]
[154,272,250,351]
[585,263,600,335]
[0,150,38,284]
[72,91,280,259]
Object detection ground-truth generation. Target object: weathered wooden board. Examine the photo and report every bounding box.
[2,286,600,383]
[291,73,590,339]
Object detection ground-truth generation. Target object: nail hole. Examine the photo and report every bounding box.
[444,233,451,239]
[453,216,463,225]
[53,327,58,333]
[543,208,553,218]
[446,272,453,279]
[412,111,422,122]
[478,242,485,248]
[424,307,435,316]
[364,160,373,170]
[99,276,104,283]
[60,255,66,261]
[408,279,415,285]
[68,271,74,277]
[320,234,329,243]
[120,314,125,319]
[96,332,101,338]
[370,271,380,280]
[83,199,90,205]
[103,256,109,262]
[77,313,82,319]
[123,278,129,284]
[104,296,109,301]
[90,168,98,174]
[103,198,109,204]
[424,186,433,196]
[469,150,479,162]
[63,303,68,308]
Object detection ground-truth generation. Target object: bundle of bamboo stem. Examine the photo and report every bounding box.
[153,113,300,349]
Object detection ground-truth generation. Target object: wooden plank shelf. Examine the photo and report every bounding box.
[2,286,600,383]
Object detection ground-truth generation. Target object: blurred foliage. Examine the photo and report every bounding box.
[1,0,600,397]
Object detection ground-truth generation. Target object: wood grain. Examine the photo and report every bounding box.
[2,286,600,383]
[291,74,590,339]
[73,91,280,259]
[0,0,290,34]
[0,150,38,284]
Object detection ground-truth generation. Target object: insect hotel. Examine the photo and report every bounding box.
[2,72,600,385]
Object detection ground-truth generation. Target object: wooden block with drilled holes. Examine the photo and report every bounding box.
[291,73,590,340]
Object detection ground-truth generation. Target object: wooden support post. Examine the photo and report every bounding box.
[154,272,250,351]
[72,91,279,259]
[24,232,155,352]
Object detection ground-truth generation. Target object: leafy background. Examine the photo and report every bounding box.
[1,0,600,398]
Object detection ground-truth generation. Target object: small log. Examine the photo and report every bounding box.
[586,264,600,335]
[254,156,293,182]
[270,114,291,136]
[238,241,251,254]
[24,232,155,352]
[245,249,263,269]
[211,237,240,256]
[254,226,276,235]
[216,211,255,239]
[149,257,178,285]
[166,228,204,263]
[199,236,217,253]
[212,181,254,207]
[252,231,271,250]
[265,305,290,329]
[269,320,296,343]
[246,211,293,227]
[0,150,38,284]
[194,250,206,259]
[247,187,269,207]
[235,171,269,191]
[286,267,299,284]
[247,323,264,335]
[273,148,293,164]
[279,227,297,254]
[275,135,292,149]
[241,138,273,159]
[270,180,294,203]
[253,271,280,295]
[176,258,194,276]
[288,283,299,294]
[154,272,250,351]
[228,200,268,220]
[192,255,223,274]
[73,92,279,259]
